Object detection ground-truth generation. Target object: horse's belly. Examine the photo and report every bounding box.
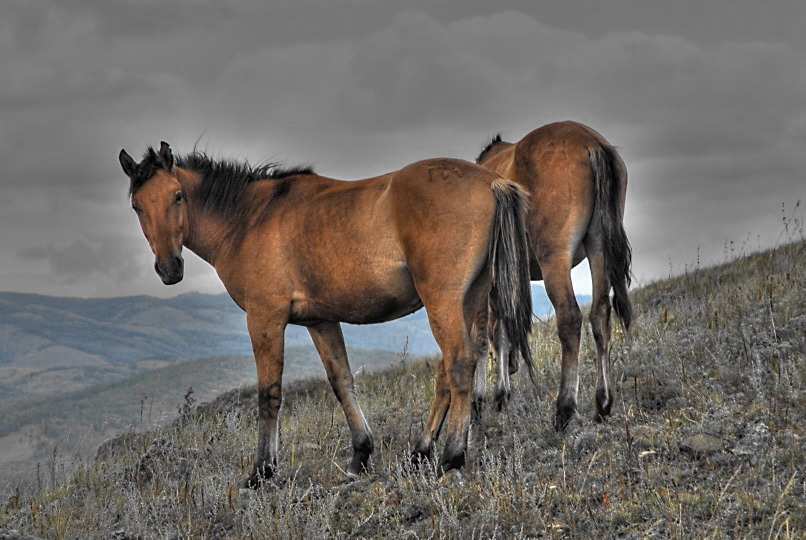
[291,291,423,326]
[289,264,423,325]
[342,292,424,325]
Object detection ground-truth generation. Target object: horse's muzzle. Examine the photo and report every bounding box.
[155,254,184,285]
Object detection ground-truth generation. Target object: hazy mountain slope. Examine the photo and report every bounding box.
[0,347,404,490]
[0,285,586,401]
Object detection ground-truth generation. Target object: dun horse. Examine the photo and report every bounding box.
[119,142,533,485]
[473,121,632,430]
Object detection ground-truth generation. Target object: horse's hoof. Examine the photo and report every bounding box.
[242,462,275,489]
[554,397,576,432]
[410,442,433,470]
[595,387,614,422]
[343,471,360,483]
[241,473,263,490]
[493,389,511,411]
[346,459,369,478]
[347,447,372,477]
[438,468,464,486]
[437,443,466,477]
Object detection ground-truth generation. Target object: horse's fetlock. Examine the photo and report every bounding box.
[353,431,374,455]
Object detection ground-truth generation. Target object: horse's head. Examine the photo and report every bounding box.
[119,141,187,285]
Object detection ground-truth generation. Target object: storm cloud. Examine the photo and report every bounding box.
[1,1,804,298]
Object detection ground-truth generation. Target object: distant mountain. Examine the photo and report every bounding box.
[0,286,588,401]
[0,348,403,489]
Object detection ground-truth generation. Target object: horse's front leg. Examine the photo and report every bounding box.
[308,321,374,477]
[243,310,287,488]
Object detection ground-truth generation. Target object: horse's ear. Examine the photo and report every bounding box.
[158,141,174,171]
[119,149,137,178]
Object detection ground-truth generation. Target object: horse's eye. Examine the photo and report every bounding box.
[174,191,183,204]
[132,204,142,214]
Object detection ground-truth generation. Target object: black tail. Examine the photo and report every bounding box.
[489,179,535,385]
[589,144,633,330]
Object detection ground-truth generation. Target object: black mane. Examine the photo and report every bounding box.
[177,152,313,216]
[475,133,503,163]
[128,148,314,216]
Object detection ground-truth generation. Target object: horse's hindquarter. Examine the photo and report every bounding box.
[485,123,599,270]
[389,159,498,295]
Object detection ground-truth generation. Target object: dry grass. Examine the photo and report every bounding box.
[2,239,804,539]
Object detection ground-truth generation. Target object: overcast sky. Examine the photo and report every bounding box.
[2,0,804,299]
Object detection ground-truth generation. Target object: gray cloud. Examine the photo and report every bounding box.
[17,235,144,284]
[1,2,805,298]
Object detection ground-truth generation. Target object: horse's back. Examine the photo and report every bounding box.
[387,158,499,225]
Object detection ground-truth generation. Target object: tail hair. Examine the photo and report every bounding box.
[589,144,633,330]
[489,179,536,385]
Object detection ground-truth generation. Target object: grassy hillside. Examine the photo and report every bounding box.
[1,241,803,538]
[0,347,402,492]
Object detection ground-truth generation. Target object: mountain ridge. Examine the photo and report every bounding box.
[0,286,588,401]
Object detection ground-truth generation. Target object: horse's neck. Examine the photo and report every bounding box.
[482,144,516,173]
[177,170,231,266]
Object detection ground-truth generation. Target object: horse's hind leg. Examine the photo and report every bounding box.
[540,254,582,431]
[308,322,374,476]
[471,304,490,424]
[423,290,487,474]
[489,311,513,410]
[412,358,450,463]
[584,238,614,421]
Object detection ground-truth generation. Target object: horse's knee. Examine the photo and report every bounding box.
[589,299,611,339]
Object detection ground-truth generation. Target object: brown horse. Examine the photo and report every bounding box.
[472,121,632,430]
[119,142,533,485]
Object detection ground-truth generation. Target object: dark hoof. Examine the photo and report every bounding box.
[595,387,614,422]
[347,453,371,477]
[437,443,466,478]
[241,461,276,489]
[493,388,511,411]
[554,396,576,432]
[471,397,486,424]
[346,435,373,476]
[410,442,433,469]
